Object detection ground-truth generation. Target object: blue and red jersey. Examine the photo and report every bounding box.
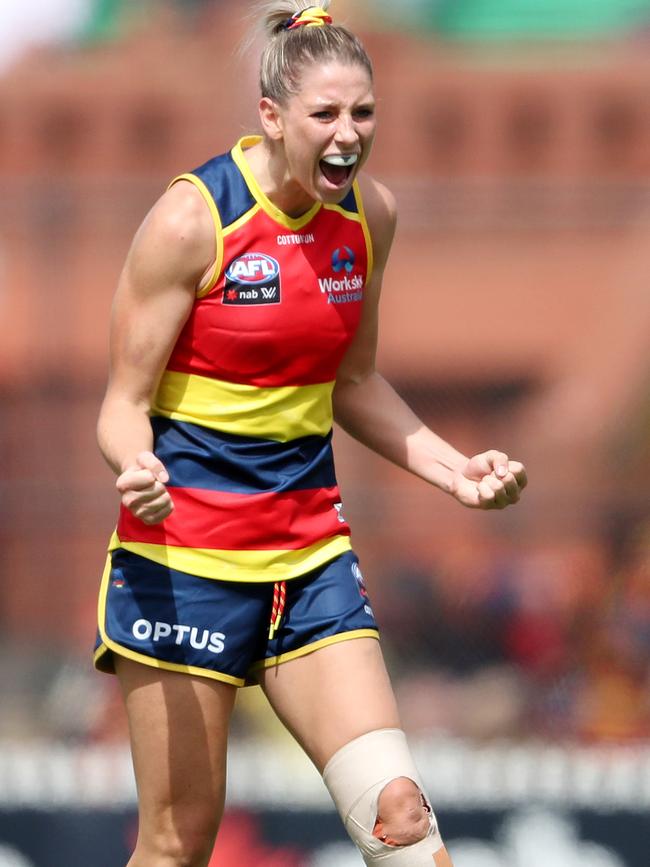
[110,136,373,582]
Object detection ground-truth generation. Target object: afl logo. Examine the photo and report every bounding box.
[223,253,282,305]
[332,246,355,274]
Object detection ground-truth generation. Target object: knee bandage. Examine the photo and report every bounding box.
[322,728,444,865]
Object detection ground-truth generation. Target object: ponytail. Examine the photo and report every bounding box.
[246,1,372,103]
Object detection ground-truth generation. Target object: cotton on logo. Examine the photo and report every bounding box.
[448,810,627,867]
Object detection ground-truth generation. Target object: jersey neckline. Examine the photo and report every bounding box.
[232,136,323,231]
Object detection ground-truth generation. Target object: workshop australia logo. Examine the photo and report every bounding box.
[223,252,281,305]
[331,246,355,274]
[318,246,363,304]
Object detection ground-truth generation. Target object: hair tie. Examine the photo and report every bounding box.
[282,6,333,31]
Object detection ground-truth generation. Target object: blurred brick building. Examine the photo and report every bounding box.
[0,0,648,725]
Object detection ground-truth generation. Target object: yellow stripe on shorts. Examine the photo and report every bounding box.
[108,532,352,583]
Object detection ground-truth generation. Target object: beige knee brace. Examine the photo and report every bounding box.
[322,728,444,865]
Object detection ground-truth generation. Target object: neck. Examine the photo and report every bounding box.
[243,139,316,218]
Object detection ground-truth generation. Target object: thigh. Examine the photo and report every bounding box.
[116,657,237,831]
[258,637,401,772]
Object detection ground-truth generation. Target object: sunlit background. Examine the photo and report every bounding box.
[0,1,649,865]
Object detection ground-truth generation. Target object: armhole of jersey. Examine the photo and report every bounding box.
[168,173,224,299]
[352,180,374,287]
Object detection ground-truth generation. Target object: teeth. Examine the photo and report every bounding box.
[322,154,358,167]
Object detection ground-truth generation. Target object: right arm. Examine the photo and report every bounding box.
[97,180,216,524]
[334,175,527,509]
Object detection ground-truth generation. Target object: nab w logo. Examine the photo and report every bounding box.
[223,252,282,305]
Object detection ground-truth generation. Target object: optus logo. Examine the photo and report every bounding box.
[132,619,226,654]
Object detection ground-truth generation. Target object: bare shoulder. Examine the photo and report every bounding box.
[357,173,397,220]
[137,180,214,259]
[357,173,397,267]
[121,179,216,296]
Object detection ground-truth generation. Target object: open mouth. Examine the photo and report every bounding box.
[319,153,358,187]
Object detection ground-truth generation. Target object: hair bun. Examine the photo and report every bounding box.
[255,1,332,38]
[282,6,333,31]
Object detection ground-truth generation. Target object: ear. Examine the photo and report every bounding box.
[259,97,284,141]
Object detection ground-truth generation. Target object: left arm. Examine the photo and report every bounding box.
[333,175,527,509]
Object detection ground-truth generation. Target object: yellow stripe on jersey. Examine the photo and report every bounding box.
[353,181,375,286]
[108,532,353,583]
[152,370,335,442]
[322,202,363,221]
[169,173,225,299]
[232,136,322,230]
[221,204,262,238]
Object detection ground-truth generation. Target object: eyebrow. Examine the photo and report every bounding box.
[307,97,376,110]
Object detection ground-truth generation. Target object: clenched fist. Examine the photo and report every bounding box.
[116,451,173,525]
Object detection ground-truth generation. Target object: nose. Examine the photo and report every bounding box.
[334,113,358,147]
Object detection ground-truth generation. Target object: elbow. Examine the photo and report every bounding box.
[335,366,376,391]
[333,369,377,423]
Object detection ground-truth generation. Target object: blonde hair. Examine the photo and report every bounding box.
[248,1,373,103]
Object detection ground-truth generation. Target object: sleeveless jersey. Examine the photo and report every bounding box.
[109,136,373,583]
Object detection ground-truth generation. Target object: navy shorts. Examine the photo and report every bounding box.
[94,548,379,687]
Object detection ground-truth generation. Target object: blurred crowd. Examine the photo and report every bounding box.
[376,521,650,743]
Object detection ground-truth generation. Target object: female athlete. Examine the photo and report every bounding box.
[94,2,527,865]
